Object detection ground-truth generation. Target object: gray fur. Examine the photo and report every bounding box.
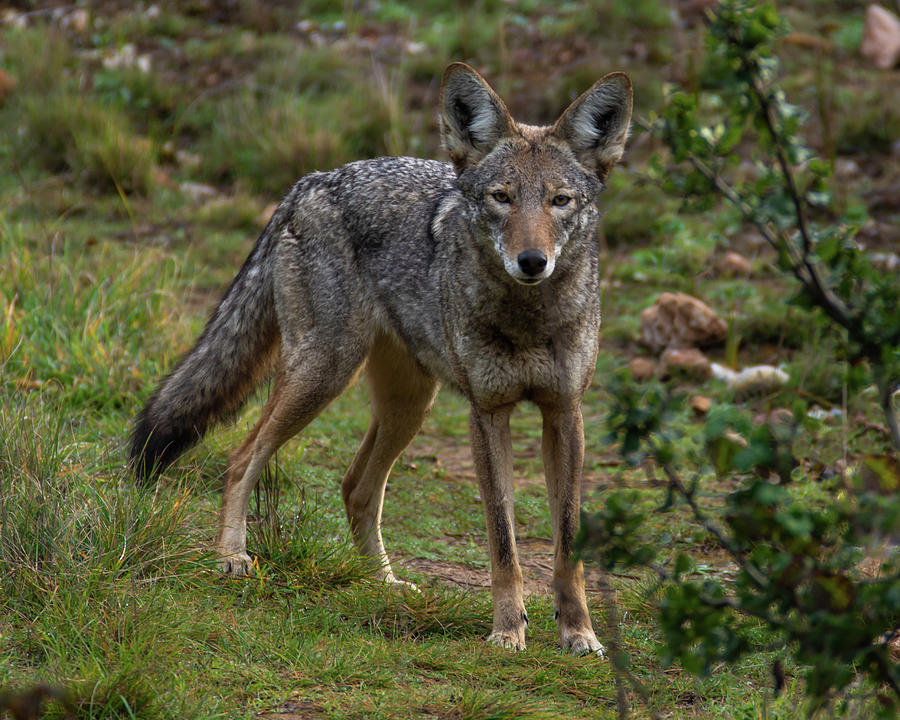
[130,63,632,655]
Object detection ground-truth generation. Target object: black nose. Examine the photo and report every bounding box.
[517,249,547,276]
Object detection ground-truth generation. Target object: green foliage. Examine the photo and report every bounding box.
[578,1,900,715]
[12,92,156,196]
[604,373,682,465]
[584,372,900,715]
[650,2,900,438]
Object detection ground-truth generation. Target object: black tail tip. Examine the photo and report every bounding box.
[129,412,195,485]
[129,428,168,485]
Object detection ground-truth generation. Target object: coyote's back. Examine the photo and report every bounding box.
[130,62,632,655]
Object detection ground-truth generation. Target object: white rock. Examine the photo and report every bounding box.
[711,363,739,383]
[861,4,900,70]
[730,365,790,395]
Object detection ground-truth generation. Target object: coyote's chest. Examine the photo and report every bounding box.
[442,292,600,409]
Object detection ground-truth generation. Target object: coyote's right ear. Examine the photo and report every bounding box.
[440,63,514,172]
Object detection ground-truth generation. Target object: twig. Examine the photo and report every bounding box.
[649,439,770,589]
[743,70,865,351]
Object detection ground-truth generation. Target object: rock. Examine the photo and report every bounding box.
[65,8,90,32]
[861,4,900,70]
[711,363,739,383]
[0,68,16,103]
[718,251,752,277]
[731,365,790,395]
[628,357,657,382]
[640,292,727,352]
[659,347,713,381]
[690,395,712,415]
[723,430,748,449]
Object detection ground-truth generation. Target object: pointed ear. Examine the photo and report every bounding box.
[440,62,514,172]
[552,72,633,181]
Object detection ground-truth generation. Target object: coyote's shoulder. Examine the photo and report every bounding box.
[131,62,632,655]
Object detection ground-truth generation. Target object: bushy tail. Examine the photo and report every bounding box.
[130,225,281,482]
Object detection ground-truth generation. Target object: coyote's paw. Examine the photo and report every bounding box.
[487,630,526,651]
[380,569,418,592]
[388,577,420,593]
[219,552,254,577]
[487,617,527,652]
[561,628,604,657]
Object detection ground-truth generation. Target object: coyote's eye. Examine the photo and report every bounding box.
[552,194,571,207]
[491,190,511,204]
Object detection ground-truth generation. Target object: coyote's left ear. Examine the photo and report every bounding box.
[440,62,515,173]
[552,73,633,181]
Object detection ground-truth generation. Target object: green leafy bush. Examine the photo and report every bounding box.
[580,2,900,716]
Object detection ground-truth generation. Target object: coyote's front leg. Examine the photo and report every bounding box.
[469,405,528,651]
[541,403,603,655]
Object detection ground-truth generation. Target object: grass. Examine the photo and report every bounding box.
[1,2,897,719]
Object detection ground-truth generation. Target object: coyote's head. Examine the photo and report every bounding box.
[440,63,632,286]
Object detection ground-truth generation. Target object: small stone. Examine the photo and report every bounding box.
[660,347,713,381]
[628,357,657,382]
[718,251,752,277]
[691,395,712,415]
[731,365,790,396]
[711,363,739,383]
[723,430,749,449]
[67,8,90,32]
[861,4,900,70]
[640,292,727,352]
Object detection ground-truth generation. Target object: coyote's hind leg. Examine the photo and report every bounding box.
[217,340,368,575]
[341,333,438,586]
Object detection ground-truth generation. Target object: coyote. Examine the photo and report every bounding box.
[131,63,632,654]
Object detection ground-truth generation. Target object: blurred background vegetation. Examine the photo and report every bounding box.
[1,1,898,718]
